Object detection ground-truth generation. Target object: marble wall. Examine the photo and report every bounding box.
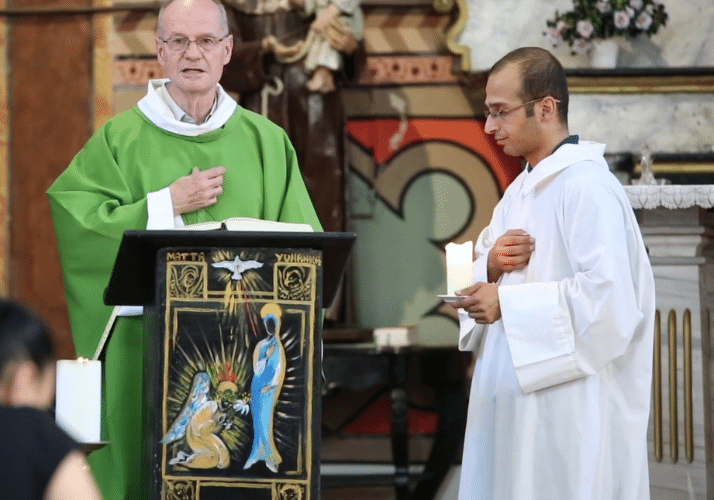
[570,93,714,154]
[457,0,714,155]
[459,0,714,70]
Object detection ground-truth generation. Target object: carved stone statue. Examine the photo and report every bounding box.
[220,0,364,232]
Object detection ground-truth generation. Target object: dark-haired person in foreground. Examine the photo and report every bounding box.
[451,47,655,499]
[0,300,103,500]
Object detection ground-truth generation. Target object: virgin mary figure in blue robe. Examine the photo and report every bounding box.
[244,303,286,472]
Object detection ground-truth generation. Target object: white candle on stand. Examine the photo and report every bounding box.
[55,358,102,443]
[445,241,474,295]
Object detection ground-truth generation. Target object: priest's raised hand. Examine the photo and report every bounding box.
[169,166,226,215]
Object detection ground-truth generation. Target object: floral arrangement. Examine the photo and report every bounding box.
[545,0,668,55]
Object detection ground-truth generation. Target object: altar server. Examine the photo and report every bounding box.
[452,47,655,500]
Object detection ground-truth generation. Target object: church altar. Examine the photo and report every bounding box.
[624,184,714,500]
[626,184,714,211]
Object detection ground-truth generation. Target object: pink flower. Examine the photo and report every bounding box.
[572,38,592,55]
[630,0,643,9]
[595,0,611,14]
[576,20,595,38]
[544,0,667,50]
[547,27,564,46]
[635,11,653,30]
[614,11,631,29]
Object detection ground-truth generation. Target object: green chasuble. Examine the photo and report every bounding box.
[47,104,322,500]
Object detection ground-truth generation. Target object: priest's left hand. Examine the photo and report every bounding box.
[453,282,501,324]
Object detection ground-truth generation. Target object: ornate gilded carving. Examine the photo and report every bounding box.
[668,310,678,463]
[684,309,694,463]
[653,310,662,462]
[568,73,714,94]
[443,0,471,72]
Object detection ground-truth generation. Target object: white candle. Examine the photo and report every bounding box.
[55,358,102,443]
[445,241,474,295]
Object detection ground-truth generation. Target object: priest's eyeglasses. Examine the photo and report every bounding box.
[484,96,560,120]
[159,35,229,53]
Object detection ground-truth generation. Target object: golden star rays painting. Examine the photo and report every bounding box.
[150,247,322,500]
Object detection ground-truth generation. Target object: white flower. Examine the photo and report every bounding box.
[576,20,594,38]
[547,27,564,46]
[630,0,643,9]
[635,11,653,30]
[614,11,631,29]
[572,38,592,55]
[595,0,611,14]
[625,6,635,17]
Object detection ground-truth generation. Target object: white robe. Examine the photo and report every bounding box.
[458,141,655,500]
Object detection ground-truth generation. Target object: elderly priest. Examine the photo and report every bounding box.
[47,0,321,498]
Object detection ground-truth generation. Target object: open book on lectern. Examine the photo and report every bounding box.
[176,216,314,233]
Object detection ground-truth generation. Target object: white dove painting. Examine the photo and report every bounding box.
[211,256,264,281]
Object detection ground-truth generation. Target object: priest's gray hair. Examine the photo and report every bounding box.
[157,0,229,38]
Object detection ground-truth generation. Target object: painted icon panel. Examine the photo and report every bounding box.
[149,247,322,500]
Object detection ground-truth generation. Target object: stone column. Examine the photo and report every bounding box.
[626,185,714,500]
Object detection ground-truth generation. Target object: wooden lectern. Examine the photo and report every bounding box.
[104,230,355,500]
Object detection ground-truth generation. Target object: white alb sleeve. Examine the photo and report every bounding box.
[118,187,184,317]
